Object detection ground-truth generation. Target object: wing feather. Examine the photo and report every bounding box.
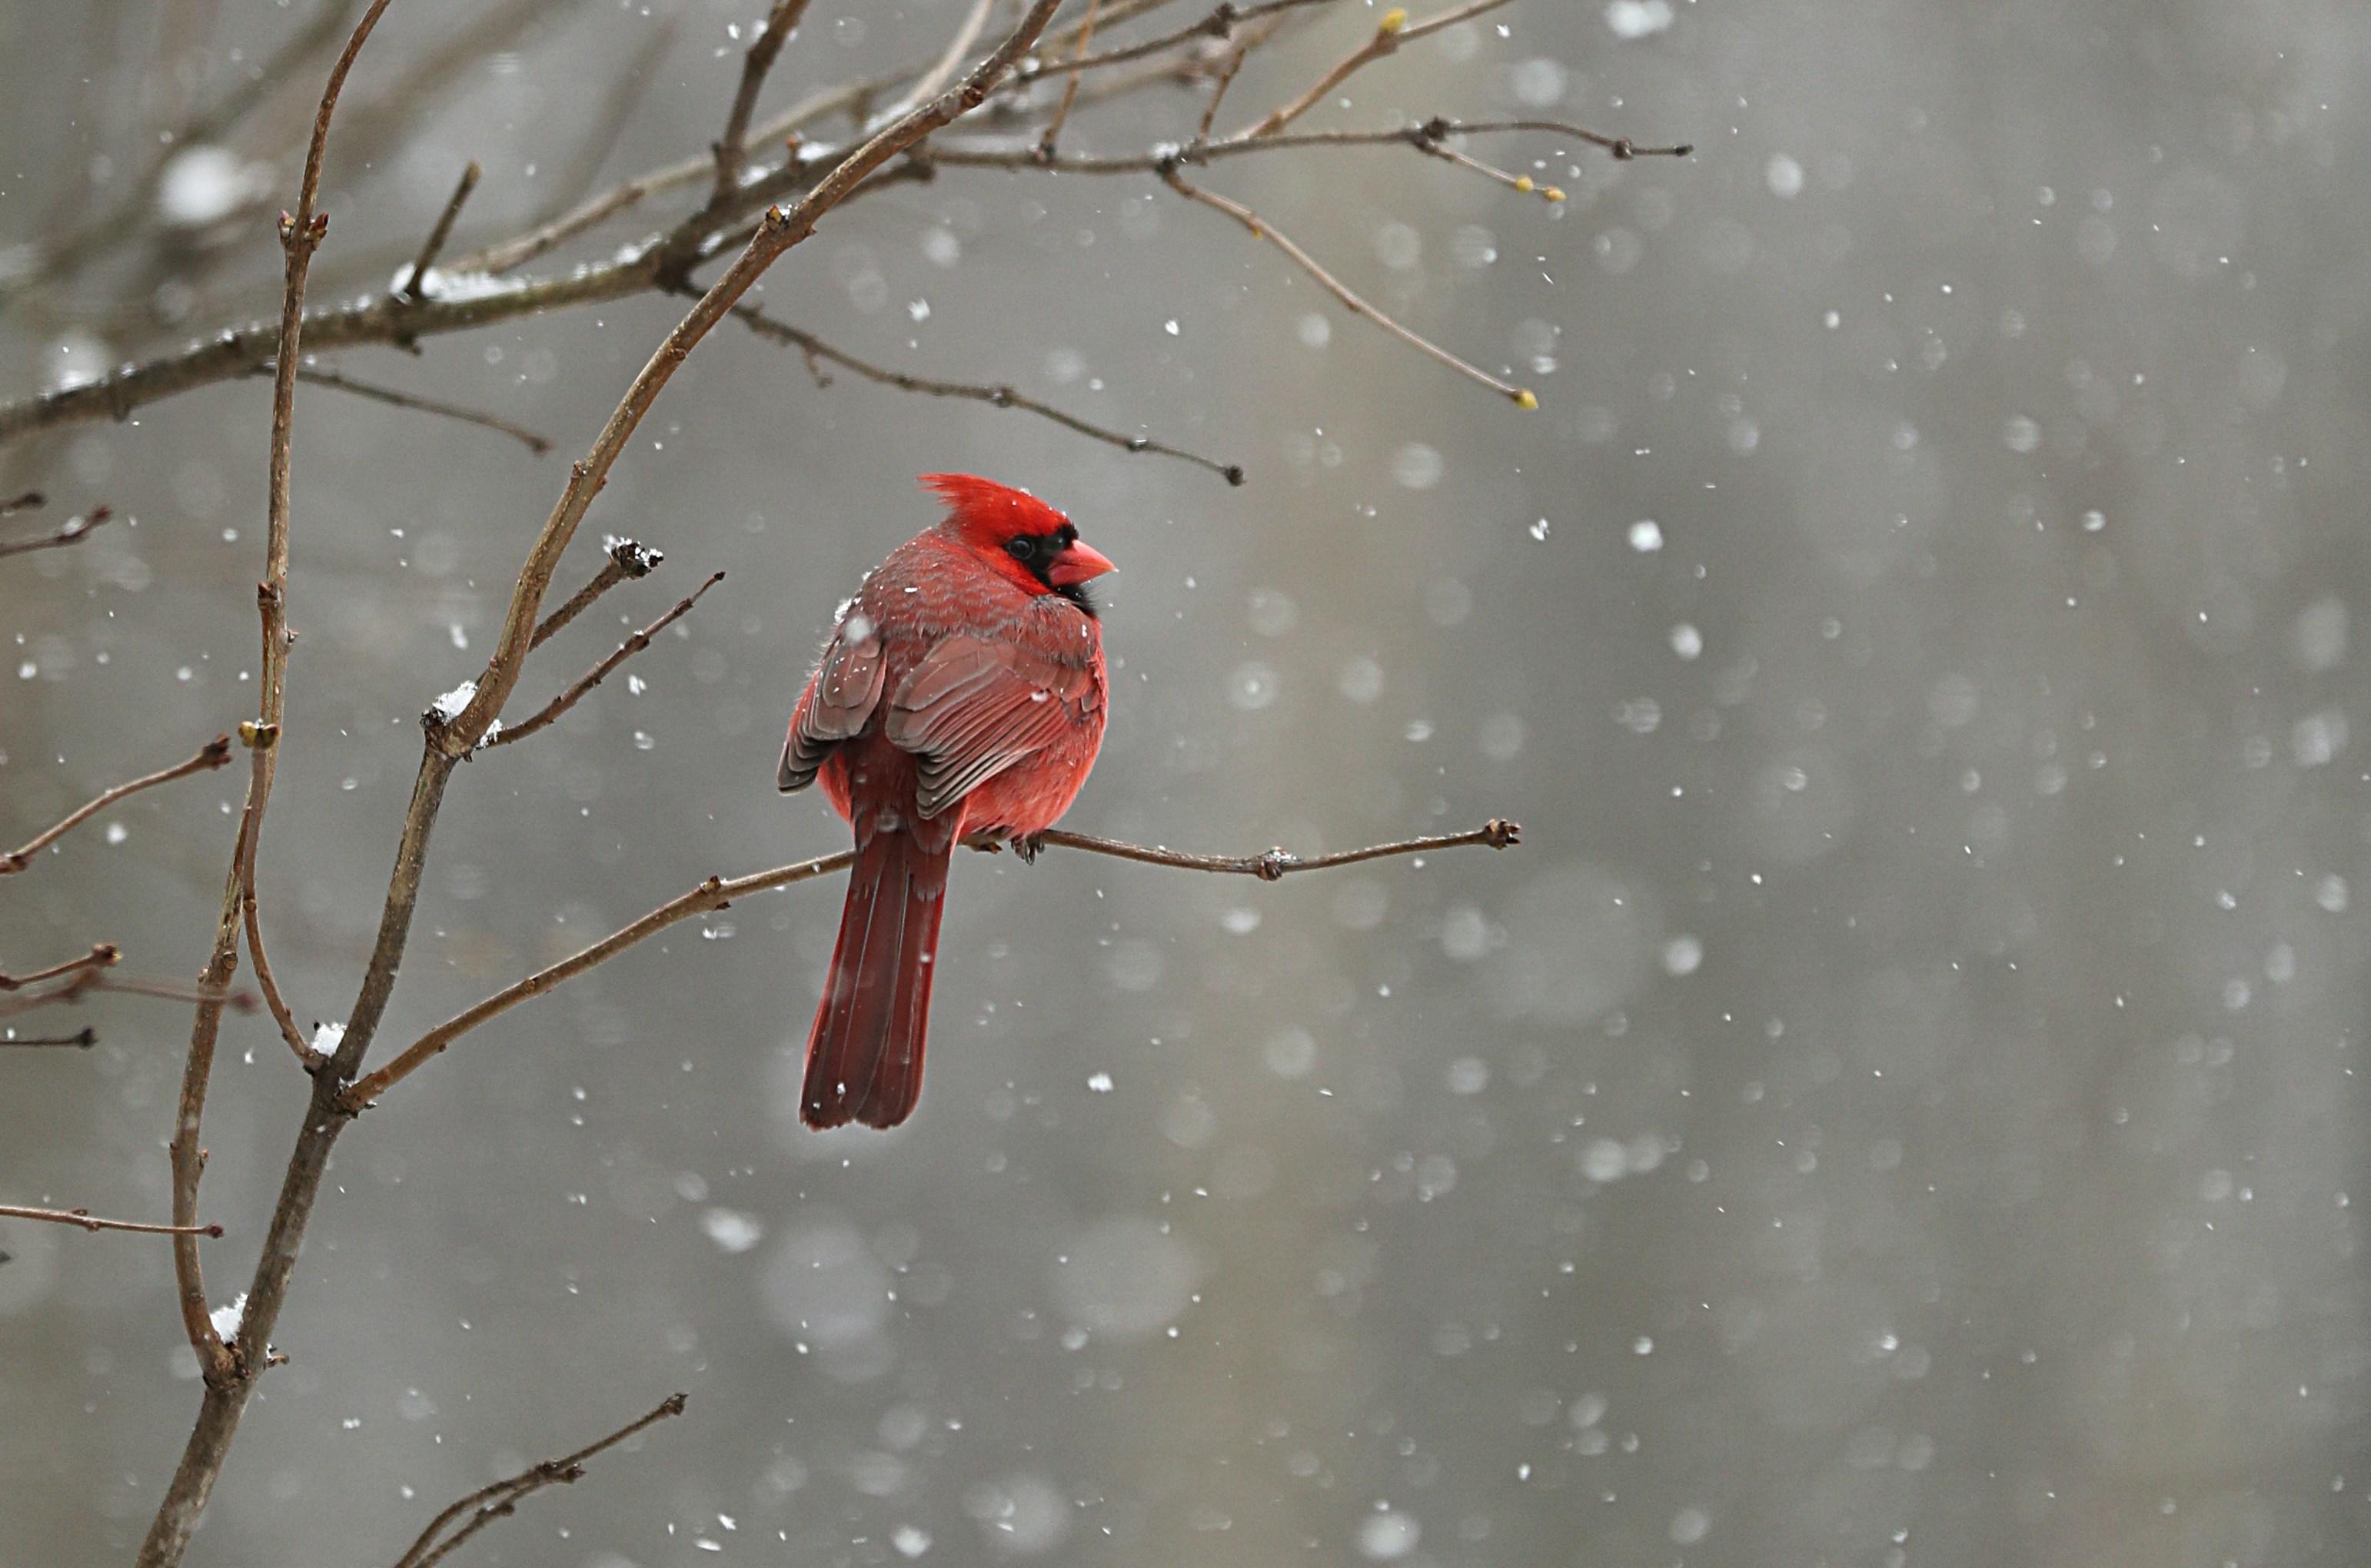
[886,636,1098,819]
[778,620,886,792]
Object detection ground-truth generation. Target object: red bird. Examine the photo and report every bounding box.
[780,474,1113,1129]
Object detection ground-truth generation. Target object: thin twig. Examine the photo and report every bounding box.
[1418,138,1564,201]
[0,944,121,992]
[1197,42,1252,139]
[532,537,666,651]
[1162,166,1535,405]
[1036,0,1103,158]
[397,161,482,299]
[0,973,258,1021]
[1036,0,1335,76]
[0,1027,98,1049]
[147,8,400,1556]
[231,726,322,1071]
[258,365,552,453]
[1,488,43,515]
[731,306,1243,483]
[0,504,114,563]
[340,819,1516,1111]
[489,572,724,747]
[892,116,1698,175]
[886,0,999,122]
[711,0,816,208]
[0,1205,224,1240]
[1,737,233,875]
[390,1393,689,1568]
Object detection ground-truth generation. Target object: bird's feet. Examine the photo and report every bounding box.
[965,829,1049,863]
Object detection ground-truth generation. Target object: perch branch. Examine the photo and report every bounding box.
[397,161,482,298]
[1162,166,1534,404]
[391,1393,690,1568]
[0,1205,224,1240]
[339,819,1517,1111]
[730,305,1243,483]
[489,572,723,748]
[1,736,232,875]
[0,504,114,563]
[532,537,666,650]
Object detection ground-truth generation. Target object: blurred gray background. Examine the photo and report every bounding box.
[3,1,2367,1563]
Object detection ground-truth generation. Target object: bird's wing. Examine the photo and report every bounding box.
[778,614,887,792]
[886,634,1099,820]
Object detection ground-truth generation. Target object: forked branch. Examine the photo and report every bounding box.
[390,1393,689,1568]
[487,571,725,748]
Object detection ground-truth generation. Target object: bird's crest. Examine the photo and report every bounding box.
[921,473,1070,543]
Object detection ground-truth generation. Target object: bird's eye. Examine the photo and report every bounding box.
[1006,537,1033,560]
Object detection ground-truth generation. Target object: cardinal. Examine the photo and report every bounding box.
[779,474,1113,1129]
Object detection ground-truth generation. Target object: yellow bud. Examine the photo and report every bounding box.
[1543,186,1567,202]
[1378,8,1408,33]
[1515,175,1535,193]
[1514,389,1539,411]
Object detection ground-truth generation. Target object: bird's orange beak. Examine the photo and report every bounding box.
[1046,538,1116,587]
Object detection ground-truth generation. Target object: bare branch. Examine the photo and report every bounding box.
[0,1204,224,1240]
[730,305,1243,483]
[532,537,666,651]
[1036,0,1105,159]
[1,489,43,515]
[0,944,121,992]
[0,503,114,563]
[261,365,551,453]
[340,818,1517,1111]
[1162,166,1535,405]
[1197,41,1253,139]
[1,736,233,875]
[397,161,482,299]
[391,1393,689,1568]
[711,1,816,208]
[488,572,724,748]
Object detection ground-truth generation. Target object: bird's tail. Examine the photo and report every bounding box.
[801,821,954,1129]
